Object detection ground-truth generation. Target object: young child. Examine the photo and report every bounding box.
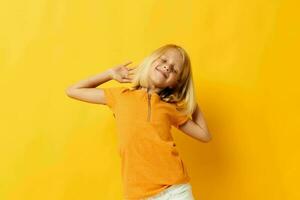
[65,44,212,200]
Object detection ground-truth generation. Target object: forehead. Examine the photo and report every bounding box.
[160,48,183,64]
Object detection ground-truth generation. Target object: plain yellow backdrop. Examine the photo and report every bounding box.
[1,0,299,199]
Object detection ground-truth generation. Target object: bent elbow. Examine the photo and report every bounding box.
[65,87,75,97]
[202,133,212,143]
[65,88,71,96]
[65,84,78,94]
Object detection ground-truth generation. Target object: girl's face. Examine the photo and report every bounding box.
[148,48,184,89]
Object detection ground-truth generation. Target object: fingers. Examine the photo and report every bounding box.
[121,78,133,83]
[123,61,132,66]
[125,64,137,71]
[125,67,136,73]
[121,73,134,83]
[123,67,136,77]
[128,71,135,75]
[127,75,134,80]
[124,73,134,79]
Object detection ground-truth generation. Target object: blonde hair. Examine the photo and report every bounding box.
[129,44,198,117]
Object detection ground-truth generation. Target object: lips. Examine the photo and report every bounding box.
[156,67,168,78]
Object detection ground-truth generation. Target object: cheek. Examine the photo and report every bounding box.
[150,62,157,72]
[153,60,161,67]
[150,66,158,76]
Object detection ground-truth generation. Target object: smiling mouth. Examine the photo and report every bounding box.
[156,67,168,78]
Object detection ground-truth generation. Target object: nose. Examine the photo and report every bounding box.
[162,64,170,72]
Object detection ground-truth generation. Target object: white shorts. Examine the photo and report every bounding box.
[144,183,195,200]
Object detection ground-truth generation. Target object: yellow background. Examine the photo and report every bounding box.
[1,0,299,199]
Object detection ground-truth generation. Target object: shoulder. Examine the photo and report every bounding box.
[102,86,131,110]
[168,104,190,128]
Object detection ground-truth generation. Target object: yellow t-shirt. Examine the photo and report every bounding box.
[102,86,191,200]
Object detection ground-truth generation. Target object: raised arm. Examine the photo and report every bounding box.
[65,61,135,105]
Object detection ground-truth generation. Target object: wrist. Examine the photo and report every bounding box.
[106,69,114,80]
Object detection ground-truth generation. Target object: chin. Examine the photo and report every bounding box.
[149,76,163,86]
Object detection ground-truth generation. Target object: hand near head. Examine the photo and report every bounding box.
[109,61,137,83]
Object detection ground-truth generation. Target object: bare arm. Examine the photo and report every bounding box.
[65,61,135,105]
[65,69,113,104]
[179,104,212,143]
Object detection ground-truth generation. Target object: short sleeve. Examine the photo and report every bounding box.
[102,86,127,111]
[170,106,191,129]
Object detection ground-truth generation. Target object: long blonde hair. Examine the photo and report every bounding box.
[129,44,198,117]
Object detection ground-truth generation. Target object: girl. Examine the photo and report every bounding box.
[65,44,212,200]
